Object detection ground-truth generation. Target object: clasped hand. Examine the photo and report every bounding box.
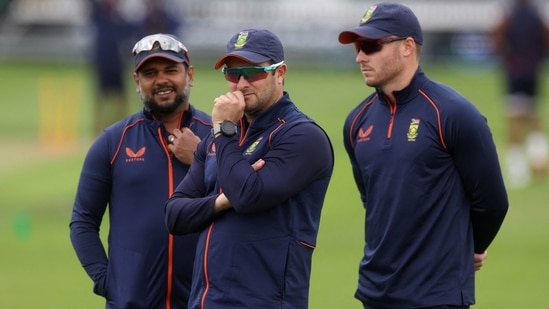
[212,91,245,124]
[168,128,200,165]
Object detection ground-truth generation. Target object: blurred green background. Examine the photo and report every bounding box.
[0,59,548,309]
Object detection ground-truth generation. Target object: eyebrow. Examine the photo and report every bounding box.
[140,63,182,73]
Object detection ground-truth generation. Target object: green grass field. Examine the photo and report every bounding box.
[1,59,548,308]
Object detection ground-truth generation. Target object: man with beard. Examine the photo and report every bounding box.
[165,28,334,308]
[70,33,211,309]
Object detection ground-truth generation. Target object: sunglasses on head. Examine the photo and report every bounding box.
[354,37,407,55]
[132,34,190,60]
[221,61,285,83]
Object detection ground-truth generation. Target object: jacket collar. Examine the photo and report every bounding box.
[142,104,195,128]
[241,91,294,131]
[376,67,427,105]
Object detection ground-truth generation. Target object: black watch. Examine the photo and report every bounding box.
[212,120,237,137]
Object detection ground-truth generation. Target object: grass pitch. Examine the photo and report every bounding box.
[0,60,548,308]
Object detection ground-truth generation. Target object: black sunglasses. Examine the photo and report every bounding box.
[354,37,407,55]
[221,61,284,83]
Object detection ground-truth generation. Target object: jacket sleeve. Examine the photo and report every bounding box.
[69,134,111,296]
[165,139,218,235]
[445,100,509,253]
[214,122,333,213]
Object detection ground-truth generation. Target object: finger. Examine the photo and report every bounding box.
[222,91,242,103]
[251,159,265,171]
[179,128,200,141]
[228,90,240,98]
[172,128,182,137]
[215,94,229,104]
[233,91,244,102]
[179,127,192,135]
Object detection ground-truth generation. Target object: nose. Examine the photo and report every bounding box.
[157,70,168,80]
[154,71,171,86]
[236,75,250,86]
[356,50,368,63]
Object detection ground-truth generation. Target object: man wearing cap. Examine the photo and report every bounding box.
[70,33,211,309]
[338,3,508,308]
[165,28,334,308]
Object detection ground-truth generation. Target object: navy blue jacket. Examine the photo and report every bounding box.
[343,69,508,308]
[70,105,211,309]
[165,93,334,309]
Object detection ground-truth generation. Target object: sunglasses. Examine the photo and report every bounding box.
[221,61,285,83]
[354,37,407,55]
[132,34,190,61]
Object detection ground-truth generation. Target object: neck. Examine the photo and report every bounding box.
[161,104,188,132]
[381,64,418,102]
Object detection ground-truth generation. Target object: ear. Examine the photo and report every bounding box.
[276,63,287,83]
[186,65,195,87]
[402,37,416,57]
[133,72,141,93]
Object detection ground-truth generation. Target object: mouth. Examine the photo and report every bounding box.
[154,88,175,96]
[241,91,254,98]
[360,66,373,73]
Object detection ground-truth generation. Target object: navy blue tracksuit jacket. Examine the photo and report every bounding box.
[343,68,508,308]
[70,105,211,309]
[165,93,334,309]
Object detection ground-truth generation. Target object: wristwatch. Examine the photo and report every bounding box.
[212,120,238,137]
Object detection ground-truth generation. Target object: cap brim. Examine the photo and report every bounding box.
[338,26,391,44]
[135,51,187,71]
[214,51,271,69]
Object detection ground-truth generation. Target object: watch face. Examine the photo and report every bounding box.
[221,121,237,136]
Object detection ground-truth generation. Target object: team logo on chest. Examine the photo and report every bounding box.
[125,147,146,162]
[357,125,373,143]
[245,136,263,155]
[407,118,420,141]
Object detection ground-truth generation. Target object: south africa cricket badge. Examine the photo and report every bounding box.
[407,118,420,141]
[235,31,249,48]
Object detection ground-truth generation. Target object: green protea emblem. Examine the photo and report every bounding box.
[361,5,377,24]
[234,31,249,49]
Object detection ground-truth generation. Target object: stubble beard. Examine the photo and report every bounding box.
[366,65,400,89]
[366,51,403,89]
[244,77,278,116]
